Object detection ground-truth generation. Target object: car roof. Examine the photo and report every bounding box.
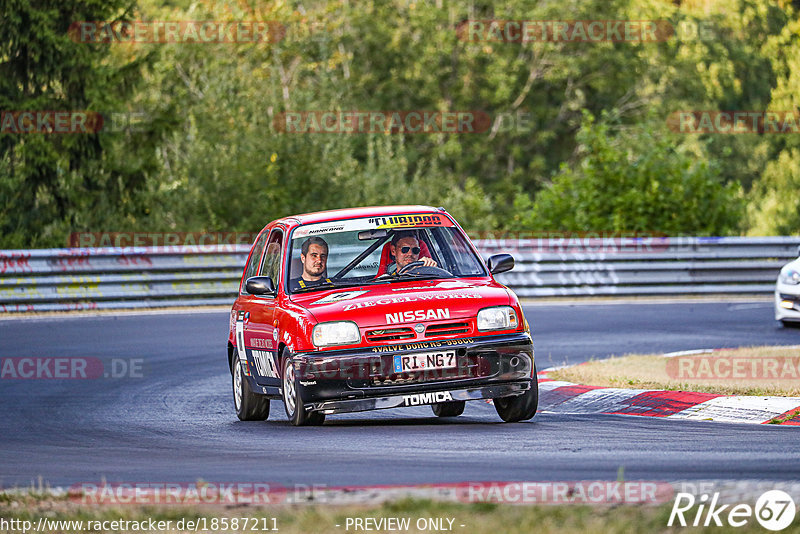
[273,205,446,226]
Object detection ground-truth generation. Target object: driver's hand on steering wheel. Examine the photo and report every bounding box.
[419,256,437,267]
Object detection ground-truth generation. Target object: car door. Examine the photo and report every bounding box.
[244,228,284,387]
[233,228,268,372]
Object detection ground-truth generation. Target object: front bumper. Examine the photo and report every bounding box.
[775,287,800,322]
[311,381,530,415]
[290,332,534,413]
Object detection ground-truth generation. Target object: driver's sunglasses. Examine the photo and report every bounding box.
[400,246,421,255]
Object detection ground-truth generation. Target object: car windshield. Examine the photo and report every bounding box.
[287,214,486,293]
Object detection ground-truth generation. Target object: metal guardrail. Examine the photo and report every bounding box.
[0,246,250,312]
[488,236,800,297]
[1,237,798,312]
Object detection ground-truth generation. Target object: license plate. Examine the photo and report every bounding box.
[393,351,456,372]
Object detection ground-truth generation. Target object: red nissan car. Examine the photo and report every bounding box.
[227,206,536,425]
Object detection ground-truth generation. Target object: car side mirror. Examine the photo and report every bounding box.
[245,276,277,296]
[487,254,514,275]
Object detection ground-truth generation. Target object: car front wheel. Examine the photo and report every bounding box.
[494,371,538,423]
[281,352,325,426]
[232,358,270,421]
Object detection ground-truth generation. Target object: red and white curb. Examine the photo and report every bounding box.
[537,354,800,426]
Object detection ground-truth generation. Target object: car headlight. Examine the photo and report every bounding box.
[780,269,800,285]
[477,306,518,332]
[312,321,360,347]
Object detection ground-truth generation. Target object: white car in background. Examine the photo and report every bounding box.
[776,247,800,326]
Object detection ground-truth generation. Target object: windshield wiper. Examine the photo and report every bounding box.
[376,272,448,282]
[397,273,447,280]
[292,279,370,293]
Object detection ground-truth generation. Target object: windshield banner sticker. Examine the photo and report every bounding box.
[368,214,450,229]
[293,214,453,238]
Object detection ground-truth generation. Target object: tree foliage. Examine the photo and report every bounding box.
[516,113,743,235]
[2,0,800,247]
[0,0,171,247]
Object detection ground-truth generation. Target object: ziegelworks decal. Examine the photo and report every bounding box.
[386,308,450,324]
[390,281,470,291]
[342,293,480,311]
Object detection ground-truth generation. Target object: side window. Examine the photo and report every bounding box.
[418,229,440,264]
[260,230,284,284]
[432,227,483,276]
[242,230,270,292]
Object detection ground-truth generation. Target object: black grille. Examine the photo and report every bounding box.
[366,327,415,343]
[425,321,470,337]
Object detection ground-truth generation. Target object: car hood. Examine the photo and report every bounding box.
[289,278,511,327]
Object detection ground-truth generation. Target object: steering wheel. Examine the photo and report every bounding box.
[397,260,425,275]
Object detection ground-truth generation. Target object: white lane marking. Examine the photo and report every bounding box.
[669,396,800,424]
[663,349,717,358]
[542,387,643,414]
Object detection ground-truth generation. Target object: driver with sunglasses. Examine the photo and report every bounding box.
[387,230,437,274]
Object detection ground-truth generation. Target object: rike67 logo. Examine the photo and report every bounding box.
[669,490,796,531]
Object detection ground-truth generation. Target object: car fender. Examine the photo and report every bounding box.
[276,299,319,358]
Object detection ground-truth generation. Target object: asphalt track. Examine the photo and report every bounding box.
[1,300,799,488]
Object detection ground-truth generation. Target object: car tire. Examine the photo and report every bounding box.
[232,358,270,421]
[432,401,465,417]
[494,370,538,423]
[281,352,325,426]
